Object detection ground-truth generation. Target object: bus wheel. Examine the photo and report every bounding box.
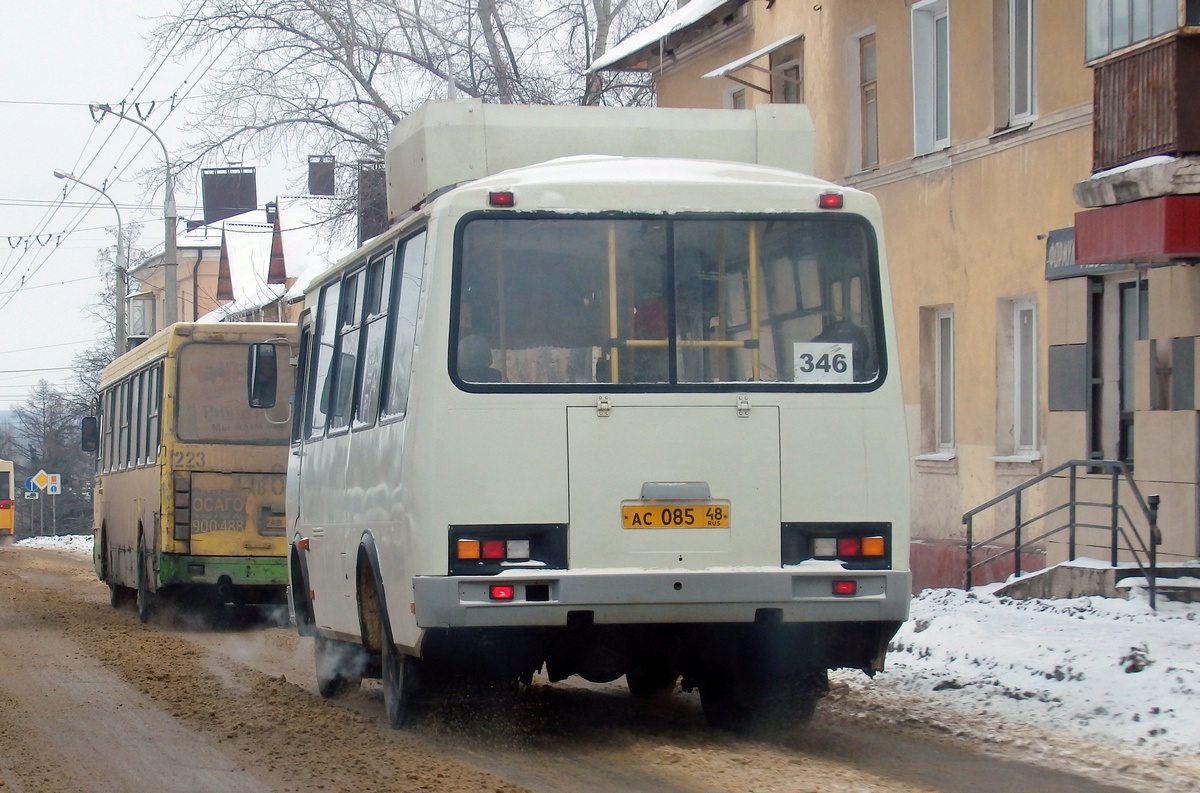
[109,584,134,609]
[380,619,415,728]
[314,635,363,698]
[136,537,158,624]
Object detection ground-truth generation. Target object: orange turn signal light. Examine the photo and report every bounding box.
[861,536,886,557]
[457,539,481,560]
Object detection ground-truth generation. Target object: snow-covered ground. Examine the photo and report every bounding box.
[835,582,1199,759]
[16,535,1200,764]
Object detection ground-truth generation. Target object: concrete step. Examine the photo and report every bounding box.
[992,558,1200,601]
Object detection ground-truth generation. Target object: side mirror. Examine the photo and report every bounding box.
[248,342,278,409]
[81,416,99,453]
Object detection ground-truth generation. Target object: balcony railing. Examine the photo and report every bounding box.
[1092,33,1200,172]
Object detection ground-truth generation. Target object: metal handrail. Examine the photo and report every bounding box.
[963,459,1162,609]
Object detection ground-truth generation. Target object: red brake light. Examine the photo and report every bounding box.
[489,190,515,207]
[489,584,515,600]
[837,537,861,557]
[482,540,506,559]
[832,580,857,596]
[818,192,844,209]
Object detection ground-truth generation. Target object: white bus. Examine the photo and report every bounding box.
[250,100,911,729]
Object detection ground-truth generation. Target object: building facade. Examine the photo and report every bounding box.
[596,0,1200,589]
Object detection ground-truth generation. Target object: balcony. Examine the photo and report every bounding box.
[1092,33,1200,172]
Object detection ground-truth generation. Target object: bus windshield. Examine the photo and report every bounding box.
[455,215,883,388]
[176,342,291,443]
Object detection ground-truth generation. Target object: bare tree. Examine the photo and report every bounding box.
[153,0,663,187]
[13,381,93,536]
[68,223,147,416]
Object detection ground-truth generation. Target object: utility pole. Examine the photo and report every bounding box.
[90,104,178,328]
[53,170,125,357]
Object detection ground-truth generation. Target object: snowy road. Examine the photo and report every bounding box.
[0,542,1193,792]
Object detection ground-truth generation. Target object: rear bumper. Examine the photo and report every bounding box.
[159,554,288,587]
[413,568,911,629]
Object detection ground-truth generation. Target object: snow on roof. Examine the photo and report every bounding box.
[198,196,351,321]
[589,0,736,72]
[1084,154,1175,181]
[701,33,803,79]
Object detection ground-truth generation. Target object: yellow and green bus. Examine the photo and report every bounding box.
[84,322,296,620]
[0,459,14,545]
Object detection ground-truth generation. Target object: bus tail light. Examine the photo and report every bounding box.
[818,191,844,209]
[449,525,566,575]
[173,473,191,541]
[781,522,892,569]
[832,580,857,596]
[489,584,515,600]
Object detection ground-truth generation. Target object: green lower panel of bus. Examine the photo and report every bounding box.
[159,554,288,587]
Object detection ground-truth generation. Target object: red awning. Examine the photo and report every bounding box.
[1074,195,1200,265]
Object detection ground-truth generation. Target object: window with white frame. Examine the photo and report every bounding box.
[996,296,1040,458]
[860,33,879,168]
[912,0,950,155]
[1009,0,1036,124]
[1012,298,1037,452]
[726,87,747,109]
[936,307,955,450]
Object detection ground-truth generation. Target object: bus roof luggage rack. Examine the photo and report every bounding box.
[384,98,815,217]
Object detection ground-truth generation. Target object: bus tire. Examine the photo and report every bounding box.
[95,526,108,582]
[109,583,134,609]
[314,634,362,698]
[136,536,157,624]
[380,616,414,728]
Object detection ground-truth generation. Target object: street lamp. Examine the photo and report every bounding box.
[89,105,178,327]
[53,169,126,358]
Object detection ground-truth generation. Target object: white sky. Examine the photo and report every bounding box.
[0,1,297,411]
[19,533,1200,777]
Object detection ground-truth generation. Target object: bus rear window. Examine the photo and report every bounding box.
[454,215,883,388]
[177,342,292,443]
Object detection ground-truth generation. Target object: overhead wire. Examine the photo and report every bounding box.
[0,0,211,314]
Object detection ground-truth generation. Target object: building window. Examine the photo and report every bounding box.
[921,306,955,453]
[726,87,747,109]
[860,34,879,168]
[1013,298,1038,452]
[1009,0,1036,123]
[1085,0,1186,61]
[936,308,955,450]
[912,0,950,155]
[770,38,803,104]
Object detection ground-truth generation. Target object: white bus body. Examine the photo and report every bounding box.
[270,101,910,729]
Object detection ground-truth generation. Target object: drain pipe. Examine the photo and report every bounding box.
[192,248,204,321]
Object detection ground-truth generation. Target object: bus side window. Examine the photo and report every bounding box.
[147,365,162,464]
[354,248,394,428]
[306,279,342,440]
[382,230,427,419]
[292,326,311,445]
[329,268,366,432]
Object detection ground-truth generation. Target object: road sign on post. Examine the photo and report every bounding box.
[47,474,61,495]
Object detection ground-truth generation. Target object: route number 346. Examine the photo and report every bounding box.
[792,342,854,383]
